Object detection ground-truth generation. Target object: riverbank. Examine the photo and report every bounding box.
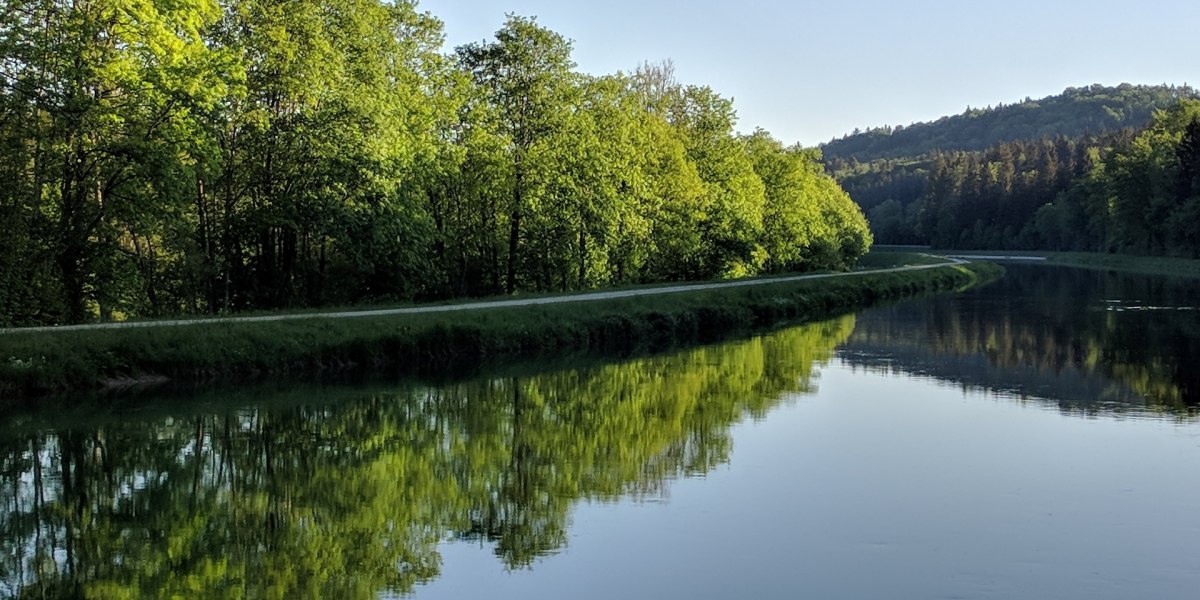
[0,261,1003,399]
[934,250,1200,279]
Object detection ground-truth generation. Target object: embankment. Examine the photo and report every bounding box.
[0,262,1003,398]
[938,250,1200,279]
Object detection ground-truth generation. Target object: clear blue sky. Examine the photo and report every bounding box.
[419,0,1198,147]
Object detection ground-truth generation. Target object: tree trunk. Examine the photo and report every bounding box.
[577,224,587,287]
[506,174,522,294]
[197,176,219,313]
[95,180,112,322]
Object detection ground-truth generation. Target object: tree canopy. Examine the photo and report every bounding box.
[822,83,1197,163]
[865,102,1200,255]
[823,83,1200,256]
[0,5,870,326]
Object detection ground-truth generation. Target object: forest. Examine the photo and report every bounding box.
[825,86,1200,256]
[822,83,1195,163]
[0,1,872,327]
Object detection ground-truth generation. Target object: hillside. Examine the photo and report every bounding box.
[822,83,1196,163]
[835,88,1200,256]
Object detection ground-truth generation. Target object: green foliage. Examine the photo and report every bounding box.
[0,5,870,327]
[889,99,1200,257]
[744,131,872,271]
[824,84,1200,257]
[1098,100,1200,256]
[0,0,228,323]
[456,15,579,294]
[911,135,1118,249]
[668,86,767,277]
[823,83,1197,163]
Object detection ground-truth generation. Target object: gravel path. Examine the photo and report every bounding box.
[1,257,967,335]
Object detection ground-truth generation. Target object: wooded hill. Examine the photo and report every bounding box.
[823,85,1200,254]
[823,83,1196,164]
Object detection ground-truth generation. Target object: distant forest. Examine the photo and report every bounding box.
[823,85,1200,254]
[824,83,1195,163]
[0,2,870,327]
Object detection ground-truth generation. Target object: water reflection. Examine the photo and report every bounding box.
[840,265,1200,415]
[0,317,854,599]
[7,265,1200,598]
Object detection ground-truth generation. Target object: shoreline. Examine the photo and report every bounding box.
[0,261,1004,400]
[1,258,965,336]
[918,250,1200,279]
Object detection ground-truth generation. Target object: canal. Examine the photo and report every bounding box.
[2,264,1198,599]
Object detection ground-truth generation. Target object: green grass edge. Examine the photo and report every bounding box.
[0,262,1004,399]
[922,249,1200,279]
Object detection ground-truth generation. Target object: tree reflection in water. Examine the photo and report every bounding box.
[841,265,1200,415]
[0,317,854,599]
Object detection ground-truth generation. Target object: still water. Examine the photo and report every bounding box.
[2,265,1199,599]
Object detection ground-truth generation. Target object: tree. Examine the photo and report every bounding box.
[1177,118,1200,201]
[0,4,877,324]
[744,131,871,271]
[0,0,227,323]
[1167,116,1200,255]
[668,85,766,277]
[456,15,579,293]
[204,0,448,310]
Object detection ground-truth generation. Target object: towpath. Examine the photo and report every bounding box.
[1,257,968,335]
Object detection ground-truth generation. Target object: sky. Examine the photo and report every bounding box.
[418,0,1198,147]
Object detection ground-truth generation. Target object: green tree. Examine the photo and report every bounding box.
[669,86,766,277]
[0,0,227,323]
[456,15,579,293]
[1106,103,1198,254]
[1168,117,1200,256]
[205,0,447,309]
[0,4,878,324]
[744,130,871,271]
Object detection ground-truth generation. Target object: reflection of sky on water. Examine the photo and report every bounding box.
[6,264,1200,600]
[414,362,1200,600]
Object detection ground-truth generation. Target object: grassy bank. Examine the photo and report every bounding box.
[856,249,953,269]
[937,250,1200,279]
[0,262,1003,399]
[1044,253,1200,278]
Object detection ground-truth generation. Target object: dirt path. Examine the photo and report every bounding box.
[1,257,967,335]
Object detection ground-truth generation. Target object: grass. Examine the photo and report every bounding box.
[1043,252,1200,279]
[0,261,1004,400]
[939,250,1200,279]
[856,249,950,269]
[27,267,858,328]
[0,248,951,330]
